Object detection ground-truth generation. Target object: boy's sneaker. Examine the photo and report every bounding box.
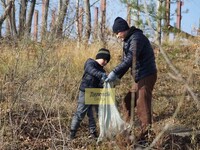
[69,130,76,140]
[89,132,98,139]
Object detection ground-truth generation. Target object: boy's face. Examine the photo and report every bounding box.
[97,58,108,66]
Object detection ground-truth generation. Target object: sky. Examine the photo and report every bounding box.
[0,0,200,36]
[96,0,200,36]
[170,0,200,35]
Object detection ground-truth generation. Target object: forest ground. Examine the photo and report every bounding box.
[0,37,200,149]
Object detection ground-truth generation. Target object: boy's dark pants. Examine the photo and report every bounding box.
[70,91,98,134]
[123,73,157,135]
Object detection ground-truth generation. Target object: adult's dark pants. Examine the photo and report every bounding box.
[122,73,157,134]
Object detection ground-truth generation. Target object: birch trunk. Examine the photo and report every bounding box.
[0,0,13,37]
[55,0,69,38]
[26,0,36,35]
[84,0,91,44]
[18,0,27,37]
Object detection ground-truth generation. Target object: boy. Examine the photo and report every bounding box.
[69,48,110,140]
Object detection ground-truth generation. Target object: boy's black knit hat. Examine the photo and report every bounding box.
[112,17,129,33]
[96,48,110,63]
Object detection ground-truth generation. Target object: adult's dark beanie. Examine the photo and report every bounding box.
[96,48,111,63]
[112,17,130,33]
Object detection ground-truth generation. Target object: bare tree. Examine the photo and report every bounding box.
[50,8,56,32]
[5,0,11,36]
[163,0,170,39]
[5,16,11,36]
[79,8,83,37]
[135,0,140,28]
[18,0,28,37]
[41,0,49,40]
[25,0,36,35]
[93,7,98,41]
[76,0,80,41]
[84,0,91,44]
[76,0,84,45]
[33,10,38,41]
[0,0,13,37]
[55,0,69,38]
[123,0,140,27]
[156,0,162,46]
[10,0,17,37]
[127,2,131,26]
[58,0,62,12]
[100,0,106,46]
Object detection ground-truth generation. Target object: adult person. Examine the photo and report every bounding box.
[105,17,157,140]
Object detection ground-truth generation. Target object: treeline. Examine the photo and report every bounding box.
[0,0,112,45]
[0,0,196,45]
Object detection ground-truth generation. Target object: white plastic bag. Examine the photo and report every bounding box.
[97,82,129,142]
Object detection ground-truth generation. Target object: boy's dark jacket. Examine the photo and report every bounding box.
[113,26,157,82]
[79,58,105,92]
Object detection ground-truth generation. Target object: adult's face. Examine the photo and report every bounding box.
[116,30,128,41]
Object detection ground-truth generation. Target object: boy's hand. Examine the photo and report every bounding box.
[101,73,107,81]
[105,71,117,82]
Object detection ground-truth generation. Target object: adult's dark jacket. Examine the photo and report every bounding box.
[113,26,157,82]
[79,58,105,92]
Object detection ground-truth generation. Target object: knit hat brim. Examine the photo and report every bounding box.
[112,17,129,33]
[96,48,110,63]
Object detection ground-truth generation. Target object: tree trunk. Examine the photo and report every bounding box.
[26,0,36,35]
[75,0,79,40]
[78,8,83,43]
[33,10,38,41]
[6,17,11,36]
[100,0,106,46]
[163,0,170,40]
[176,0,181,29]
[156,0,162,46]
[164,0,170,28]
[10,1,17,37]
[58,0,62,12]
[93,7,98,41]
[127,2,131,26]
[18,0,28,37]
[41,0,49,40]
[50,9,56,32]
[76,0,82,46]
[84,0,91,44]
[136,0,139,28]
[5,0,11,37]
[55,0,69,38]
[0,0,13,38]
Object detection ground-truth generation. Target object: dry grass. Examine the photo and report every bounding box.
[0,38,200,149]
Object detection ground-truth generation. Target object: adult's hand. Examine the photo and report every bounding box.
[105,71,118,82]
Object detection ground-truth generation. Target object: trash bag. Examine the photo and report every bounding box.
[97,82,129,143]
